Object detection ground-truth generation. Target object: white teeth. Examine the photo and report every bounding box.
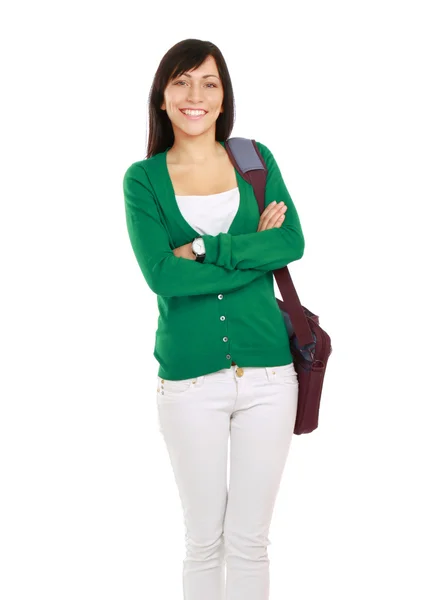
[182,109,206,116]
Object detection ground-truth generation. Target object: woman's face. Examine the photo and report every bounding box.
[161,55,224,138]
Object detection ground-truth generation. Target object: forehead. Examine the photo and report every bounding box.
[177,55,219,78]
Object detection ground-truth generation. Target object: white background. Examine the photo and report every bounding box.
[1,1,441,598]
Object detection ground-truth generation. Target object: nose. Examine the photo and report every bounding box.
[187,86,203,103]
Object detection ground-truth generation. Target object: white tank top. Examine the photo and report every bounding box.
[175,187,240,236]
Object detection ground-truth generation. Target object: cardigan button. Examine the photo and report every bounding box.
[218,294,223,299]
[220,316,225,321]
[223,336,228,342]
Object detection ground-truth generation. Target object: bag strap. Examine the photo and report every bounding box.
[225,136,313,347]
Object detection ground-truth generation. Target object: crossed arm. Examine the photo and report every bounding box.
[123,142,304,297]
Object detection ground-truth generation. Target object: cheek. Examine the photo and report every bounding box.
[164,88,183,106]
[168,102,184,117]
[211,93,224,108]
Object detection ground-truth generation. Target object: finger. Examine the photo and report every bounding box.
[259,204,282,229]
[263,202,281,217]
[264,201,278,213]
[267,207,286,228]
[258,203,286,231]
[258,213,285,232]
[260,203,277,225]
[264,203,286,222]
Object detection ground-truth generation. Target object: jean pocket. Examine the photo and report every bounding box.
[282,372,299,385]
[157,377,193,395]
[275,363,299,385]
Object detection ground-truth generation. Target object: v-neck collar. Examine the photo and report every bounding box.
[155,140,245,240]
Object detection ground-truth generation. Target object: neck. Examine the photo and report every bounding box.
[168,134,224,165]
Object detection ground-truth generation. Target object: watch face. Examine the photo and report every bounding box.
[193,238,204,254]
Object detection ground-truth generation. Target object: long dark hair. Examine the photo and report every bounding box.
[145,39,235,159]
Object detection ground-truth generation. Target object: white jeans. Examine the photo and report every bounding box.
[156,362,299,600]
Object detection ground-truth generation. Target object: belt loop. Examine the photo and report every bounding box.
[265,366,276,382]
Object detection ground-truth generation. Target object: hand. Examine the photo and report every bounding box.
[173,242,196,260]
[257,201,287,232]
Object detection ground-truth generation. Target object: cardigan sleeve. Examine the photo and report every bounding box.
[200,141,305,271]
[123,163,267,298]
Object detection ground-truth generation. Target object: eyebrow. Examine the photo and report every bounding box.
[180,72,220,80]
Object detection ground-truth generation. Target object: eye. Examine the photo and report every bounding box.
[173,80,217,88]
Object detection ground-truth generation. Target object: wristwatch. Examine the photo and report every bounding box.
[191,237,206,263]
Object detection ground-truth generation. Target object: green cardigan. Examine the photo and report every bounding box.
[123,140,305,380]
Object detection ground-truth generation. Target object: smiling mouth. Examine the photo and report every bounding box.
[180,109,208,119]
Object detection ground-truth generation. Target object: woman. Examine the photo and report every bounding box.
[123,38,305,600]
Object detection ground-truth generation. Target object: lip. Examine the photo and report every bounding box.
[179,108,207,120]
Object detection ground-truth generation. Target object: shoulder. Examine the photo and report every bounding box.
[252,140,286,178]
[123,153,160,186]
[122,159,155,205]
[254,140,282,170]
[254,140,275,162]
[254,140,269,153]
[123,158,150,180]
